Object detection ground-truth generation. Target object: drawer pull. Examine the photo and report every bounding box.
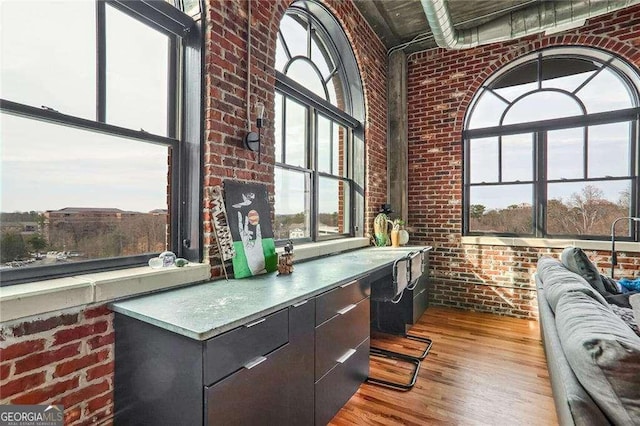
[244,356,267,370]
[292,300,308,307]
[417,288,427,296]
[340,280,357,288]
[336,304,356,315]
[336,349,356,364]
[244,318,266,328]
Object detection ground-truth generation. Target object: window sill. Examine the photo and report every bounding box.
[0,263,211,323]
[0,238,371,323]
[461,236,640,253]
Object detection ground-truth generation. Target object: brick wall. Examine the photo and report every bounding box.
[202,0,388,275]
[407,5,640,318]
[0,306,114,425]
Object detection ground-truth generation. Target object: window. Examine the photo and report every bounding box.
[0,1,201,285]
[464,47,640,240]
[273,1,364,243]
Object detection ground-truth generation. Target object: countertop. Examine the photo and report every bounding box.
[110,246,431,340]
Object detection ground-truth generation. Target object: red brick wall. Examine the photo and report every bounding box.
[407,5,640,318]
[0,306,114,425]
[202,0,388,275]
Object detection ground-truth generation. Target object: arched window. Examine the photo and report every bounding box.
[273,0,364,242]
[464,47,640,240]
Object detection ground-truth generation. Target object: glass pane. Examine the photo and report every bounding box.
[588,122,631,178]
[491,61,538,102]
[327,74,343,109]
[353,135,365,188]
[502,134,533,182]
[576,67,634,114]
[311,32,333,80]
[334,124,347,178]
[541,58,599,92]
[0,1,95,119]
[318,177,350,235]
[317,115,331,174]
[468,184,533,234]
[503,91,583,125]
[547,180,631,236]
[284,98,307,168]
[274,168,310,240]
[274,93,283,162]
[275,36,288,72]
[286,59,326,100]
[547,128,584,180]
[1,113,170,266]
[469,137,498,183]
[106,5,170,136]
[279,14,307,59]
[467,91,507,129]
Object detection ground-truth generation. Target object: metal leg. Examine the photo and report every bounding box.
[406,334,433,360]
[367,348,421,391]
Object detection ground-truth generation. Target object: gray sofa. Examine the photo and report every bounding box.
[535,256,640,426]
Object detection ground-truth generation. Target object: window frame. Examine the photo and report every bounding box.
[463,47,640,241]
[0,0,202,286]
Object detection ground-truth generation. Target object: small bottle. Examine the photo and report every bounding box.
[159,251,177,267]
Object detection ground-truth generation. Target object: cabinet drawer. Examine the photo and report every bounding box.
[316,279,370,326]
[412,287,428,324]
[205,344,291,426]
[315,297,369,380]
[315,338,369,426]
[204,309,288,386]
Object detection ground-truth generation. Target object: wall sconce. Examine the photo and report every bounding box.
[610,216,640,278]
[245,101,265,164]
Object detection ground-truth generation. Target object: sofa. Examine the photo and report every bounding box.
[535,254,640,426]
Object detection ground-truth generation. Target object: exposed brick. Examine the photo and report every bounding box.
[60,379,110,408]
[86,391,113,415]
[83,305,112,320]
[0,371,46,399]
[53,322,109,346]
[11,314,78,337]
[64,406,82,425]
[0,363,10,380]
[1,338,46,361]
[87,332,114,350]
[54,349,109,378]
[86,361,114,382]
[14,343,80,375]
[11,376,79,405]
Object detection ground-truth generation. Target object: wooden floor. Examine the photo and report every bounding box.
[330,306,558,426]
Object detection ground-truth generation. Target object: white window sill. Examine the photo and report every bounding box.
[461,236,640,253]
[0,238,371,323]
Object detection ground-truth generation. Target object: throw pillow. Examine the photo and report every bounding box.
[601,274,621,294]
[537,257,609,313]
[561,247,607,295]
[555,291,640,425]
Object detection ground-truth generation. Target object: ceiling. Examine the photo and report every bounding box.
[353,0,541,53]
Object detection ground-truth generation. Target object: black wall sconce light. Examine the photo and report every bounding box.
[610,216,640,278]
[245,101,265,164]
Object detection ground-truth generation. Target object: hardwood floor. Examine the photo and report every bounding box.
[330,306,558,426]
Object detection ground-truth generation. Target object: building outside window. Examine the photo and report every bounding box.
[273,1,365,243]
[463,47,640,241]
[0,0,201,285]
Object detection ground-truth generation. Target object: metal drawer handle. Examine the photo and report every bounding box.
[244,318,266,328]
[336,349,356,364]
[340,280,357,288]
[417,288,426,296]
[292,300,308,307]
[337,304,356,315]
[244,356,267,370]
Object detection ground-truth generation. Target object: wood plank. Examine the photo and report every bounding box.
[330,306,558,426]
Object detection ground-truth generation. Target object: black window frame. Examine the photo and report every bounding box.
[0,0,202,286]
[463,47,640,241]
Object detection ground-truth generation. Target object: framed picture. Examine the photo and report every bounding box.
[224,180,277,278]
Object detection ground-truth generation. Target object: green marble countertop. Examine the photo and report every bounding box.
[110,246,431,340]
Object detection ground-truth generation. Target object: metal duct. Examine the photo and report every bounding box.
[421,0,640,50]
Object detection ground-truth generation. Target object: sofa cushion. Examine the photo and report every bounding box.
[555,291,640,424]
[561,247,607,294]
[537,257,609,313]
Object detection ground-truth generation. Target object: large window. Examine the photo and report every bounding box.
[0,1,201,285]
[464,47,640,240]
[274,1,364,243]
